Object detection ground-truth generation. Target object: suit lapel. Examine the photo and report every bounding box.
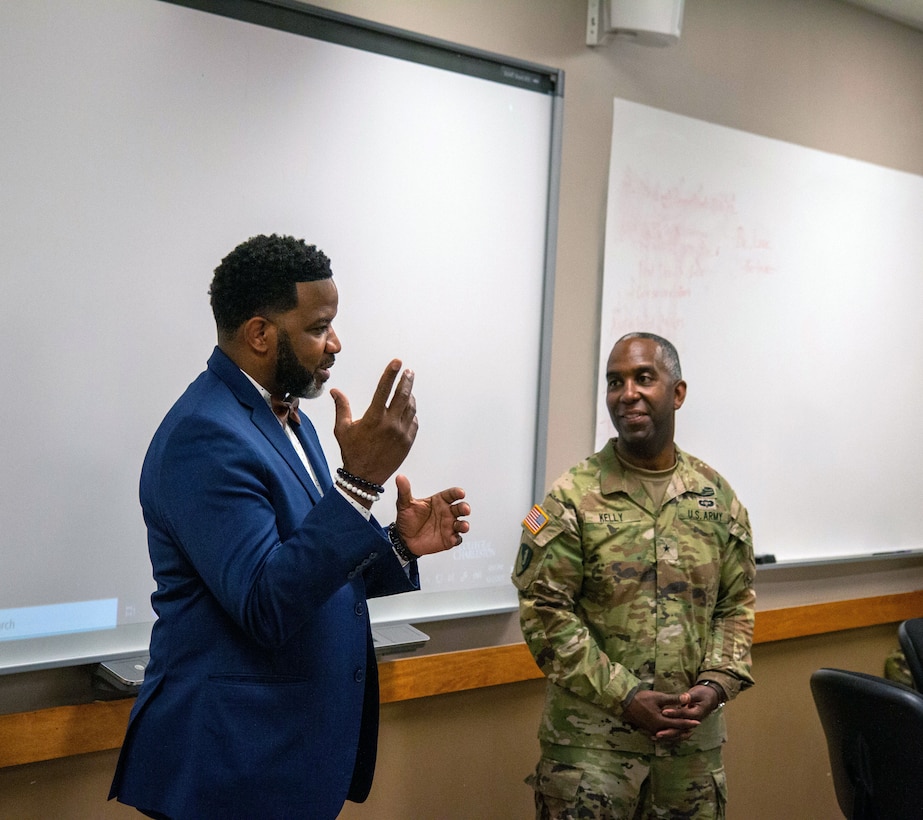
[207,347,324,503]
[251,407,323,504]
[293,418,333,493]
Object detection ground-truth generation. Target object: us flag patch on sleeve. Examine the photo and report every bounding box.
[522,504,549,535]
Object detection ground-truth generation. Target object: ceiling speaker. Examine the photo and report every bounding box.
[587,0,684,47]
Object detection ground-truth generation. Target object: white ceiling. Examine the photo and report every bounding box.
[841,0,923,31]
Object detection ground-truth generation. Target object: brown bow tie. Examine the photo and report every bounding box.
[270,394,301,426]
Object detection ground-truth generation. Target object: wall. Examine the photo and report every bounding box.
[2,0,923,818]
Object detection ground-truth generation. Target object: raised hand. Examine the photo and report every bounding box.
[330,360,418,488]
[393,474,470,558]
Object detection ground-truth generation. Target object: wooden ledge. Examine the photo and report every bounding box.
[380,641,543,703]
[753,588,923,644]
[2,590,922,769]
[0,698,133,770]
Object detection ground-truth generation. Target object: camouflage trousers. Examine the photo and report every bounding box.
[528,744,727,820]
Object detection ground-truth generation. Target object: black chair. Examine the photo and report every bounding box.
[898,617,923,691]
[810,668,923,819]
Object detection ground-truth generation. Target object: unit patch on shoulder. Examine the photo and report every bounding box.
[522,504,549,535]
[515,543,533,576]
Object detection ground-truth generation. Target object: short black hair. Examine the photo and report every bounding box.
[617,332,683,381]
[209,234,332,333]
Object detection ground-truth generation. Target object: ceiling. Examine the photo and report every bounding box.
[841,0,923,31]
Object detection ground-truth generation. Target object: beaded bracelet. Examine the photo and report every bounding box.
[336,468,384,495]
[334,474,380,503]
[388,523,416,563]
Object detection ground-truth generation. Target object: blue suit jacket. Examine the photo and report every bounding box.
[110,347,418,819]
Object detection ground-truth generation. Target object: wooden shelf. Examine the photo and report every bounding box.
[2,590,922,770]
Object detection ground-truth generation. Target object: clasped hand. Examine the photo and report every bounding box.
[623,684,722,742]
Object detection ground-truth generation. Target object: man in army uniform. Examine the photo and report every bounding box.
[514,332,755,819]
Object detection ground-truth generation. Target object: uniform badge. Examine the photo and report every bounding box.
[515,543,533,576]
[522,504,549,535]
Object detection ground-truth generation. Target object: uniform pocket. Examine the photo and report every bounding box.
[711,765,728,814]
[529,757,584,802]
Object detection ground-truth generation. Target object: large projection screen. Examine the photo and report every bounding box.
[0,0,562,673]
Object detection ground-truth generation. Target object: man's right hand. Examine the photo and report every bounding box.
[330,359,418,488]
[622,689,701,742]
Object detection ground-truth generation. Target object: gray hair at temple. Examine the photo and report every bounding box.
[616,332,683,382]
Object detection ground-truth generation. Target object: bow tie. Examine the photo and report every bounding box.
[270,394,301,427]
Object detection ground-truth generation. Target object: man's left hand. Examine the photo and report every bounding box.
[393,474,470,557]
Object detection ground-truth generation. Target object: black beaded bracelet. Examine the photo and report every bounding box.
[388,523,416,563]
[336,467,384,495]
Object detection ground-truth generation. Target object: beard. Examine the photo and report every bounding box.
[275,329,323,400]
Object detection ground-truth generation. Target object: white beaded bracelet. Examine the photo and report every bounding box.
[334,475,379,502]
[334,474,380,503]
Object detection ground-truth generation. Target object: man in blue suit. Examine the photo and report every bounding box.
[110,234,470,819]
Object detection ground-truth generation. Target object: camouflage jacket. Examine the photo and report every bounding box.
[513,440,756,756]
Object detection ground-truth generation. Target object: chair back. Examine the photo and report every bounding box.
[810,667,923,820]
[898,617,923,691]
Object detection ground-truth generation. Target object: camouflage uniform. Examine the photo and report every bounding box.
[513,439,755,818]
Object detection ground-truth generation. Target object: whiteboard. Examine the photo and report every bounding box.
[596,98,923,564]
[0,0,561,672]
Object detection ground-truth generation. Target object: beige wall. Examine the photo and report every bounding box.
[2,1,922,818]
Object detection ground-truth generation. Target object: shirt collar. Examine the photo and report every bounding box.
[240,369,279,419]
